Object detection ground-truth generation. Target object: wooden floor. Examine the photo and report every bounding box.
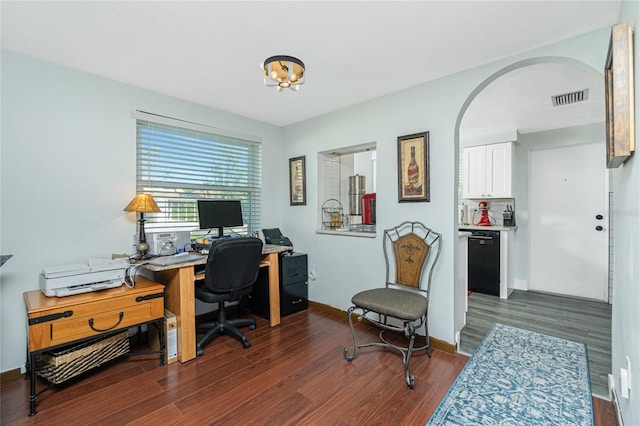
[460,290,612,397]
[2,307,617,425]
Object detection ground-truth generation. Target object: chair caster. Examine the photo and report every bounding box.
[242,340,251,349]
[196,348,204,357]
[249,324,256,330]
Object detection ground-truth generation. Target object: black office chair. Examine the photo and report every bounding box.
[195,237,264,355]
[343,221,441,389]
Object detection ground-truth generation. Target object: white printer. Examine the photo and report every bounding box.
[40,259,128,297]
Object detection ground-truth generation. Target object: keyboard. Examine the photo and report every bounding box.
[147,253,205,266]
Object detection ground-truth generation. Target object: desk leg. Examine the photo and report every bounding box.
[156,267,197,363]
[29,352,37,416]
[266,252,281,327]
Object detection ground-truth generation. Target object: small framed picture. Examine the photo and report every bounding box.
[397,131,430,202]
[289,156,306,206]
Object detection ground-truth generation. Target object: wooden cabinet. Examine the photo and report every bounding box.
[462,142,513,199]
[24,278,165,416]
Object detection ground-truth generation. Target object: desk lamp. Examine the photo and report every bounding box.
[124,193,161,259]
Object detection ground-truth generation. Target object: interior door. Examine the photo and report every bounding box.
[529,143,608,301]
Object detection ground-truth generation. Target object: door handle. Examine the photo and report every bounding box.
[595,226,604,231]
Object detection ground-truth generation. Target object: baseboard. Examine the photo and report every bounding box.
[308,300,456,354]
[513,278,528,291]
[608,374,625,425]
[1,367,24,383]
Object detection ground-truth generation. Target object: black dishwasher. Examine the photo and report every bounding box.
[468,230,500,296]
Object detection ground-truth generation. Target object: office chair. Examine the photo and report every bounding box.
[343,221,441,389]
[195,237,264,355]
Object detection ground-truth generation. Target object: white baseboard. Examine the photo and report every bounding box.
[513,278,528,291]
[608,373,625,425]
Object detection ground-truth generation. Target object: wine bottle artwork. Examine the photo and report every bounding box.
[405,145,423,196]
[397,131,430,202]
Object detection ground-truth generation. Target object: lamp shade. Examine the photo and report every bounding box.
[123,193,161,213]
[261,55,305,92]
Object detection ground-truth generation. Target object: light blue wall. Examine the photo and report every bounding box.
[280,28,614,348]
[2,17,639,423]
[611,2,640,424]
[0,51,284,372]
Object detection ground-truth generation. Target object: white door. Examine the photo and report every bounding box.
[529,143,608,301]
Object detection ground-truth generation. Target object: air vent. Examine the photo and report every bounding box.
[552,89,589,107]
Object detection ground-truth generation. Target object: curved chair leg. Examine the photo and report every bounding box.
[343,306,360,362]
[404,323,416,389]
[424,320,431,358]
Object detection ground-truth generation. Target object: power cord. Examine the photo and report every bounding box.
[124,262,148,288]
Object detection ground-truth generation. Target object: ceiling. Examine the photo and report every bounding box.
[1,1,621,132]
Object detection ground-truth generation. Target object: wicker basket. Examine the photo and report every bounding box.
[36,331,130,384]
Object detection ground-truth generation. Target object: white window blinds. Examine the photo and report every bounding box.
[135,113,262,235]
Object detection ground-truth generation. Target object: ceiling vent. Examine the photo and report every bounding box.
[552,89,589,107]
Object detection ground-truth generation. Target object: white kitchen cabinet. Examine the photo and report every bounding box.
[462,142,513,198]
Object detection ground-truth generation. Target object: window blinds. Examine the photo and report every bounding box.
[135,115,262,234]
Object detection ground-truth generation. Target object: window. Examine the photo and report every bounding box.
[134,112,262,236]
[318,142,376,235]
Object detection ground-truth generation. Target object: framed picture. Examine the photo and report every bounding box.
[397,132,430,202]
[605,21,635,168]
[289,156,306,206]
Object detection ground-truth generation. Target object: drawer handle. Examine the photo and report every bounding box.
[88,312,124,332]
[292,299,303,304]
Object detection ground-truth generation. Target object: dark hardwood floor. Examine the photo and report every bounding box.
[2,307,617,425]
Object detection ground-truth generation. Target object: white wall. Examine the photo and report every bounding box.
[0,51,283,372]
[611,2,640,424]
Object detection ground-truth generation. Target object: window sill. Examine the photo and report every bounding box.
[316,229,376,238]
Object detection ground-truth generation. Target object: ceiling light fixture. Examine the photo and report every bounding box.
[261,55,305,92]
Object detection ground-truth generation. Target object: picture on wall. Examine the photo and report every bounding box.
[605,21,635,168]
[397,131,430,202]
[289,156,306,206]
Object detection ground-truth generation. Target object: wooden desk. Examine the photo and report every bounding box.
[24,278,165,416]
[142,244,291,363]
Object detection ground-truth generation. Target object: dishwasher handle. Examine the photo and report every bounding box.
[469,235,494,240]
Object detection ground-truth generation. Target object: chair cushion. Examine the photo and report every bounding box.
[195,281,253,304]
[351,288,427,320]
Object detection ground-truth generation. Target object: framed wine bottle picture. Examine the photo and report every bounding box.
[397,131,429,202]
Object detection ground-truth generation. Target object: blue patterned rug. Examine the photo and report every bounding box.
[428,323,593,425]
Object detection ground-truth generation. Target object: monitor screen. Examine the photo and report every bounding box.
[197,200,244,236]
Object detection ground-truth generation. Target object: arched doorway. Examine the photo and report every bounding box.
[454,58,612,397]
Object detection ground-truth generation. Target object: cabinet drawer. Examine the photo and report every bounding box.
[49,303,153,345]
[280,281,308,316]
[27,283,164,352]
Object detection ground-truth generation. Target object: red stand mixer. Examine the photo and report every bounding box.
[475,200,492,226]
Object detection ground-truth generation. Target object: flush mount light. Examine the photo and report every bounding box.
[261,55,305,92]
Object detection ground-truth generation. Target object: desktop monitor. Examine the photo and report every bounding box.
[197,200,244,238]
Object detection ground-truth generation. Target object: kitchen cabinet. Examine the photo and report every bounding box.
[462,142,513,198]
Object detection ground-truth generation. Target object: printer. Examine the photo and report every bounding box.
[40,260,128,297]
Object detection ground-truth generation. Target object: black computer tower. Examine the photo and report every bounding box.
[250,252,308,319]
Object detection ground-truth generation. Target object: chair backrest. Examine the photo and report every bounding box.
[383,221,441,297]
[204,237,264,294]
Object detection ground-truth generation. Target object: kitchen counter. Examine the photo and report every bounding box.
[459,225,517,232]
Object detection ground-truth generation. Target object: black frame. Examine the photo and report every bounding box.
[289,156,306,206]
